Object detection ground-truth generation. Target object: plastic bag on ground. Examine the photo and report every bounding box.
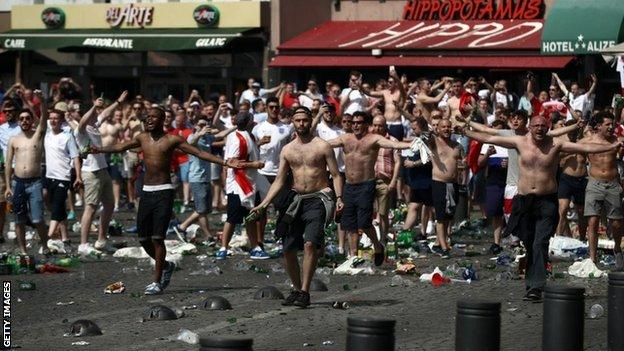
[113,247,150,259]
[333,256,375,275]
[549,235,588,259]
[229,233,250,249]
[165,240,197,255]
[568,258,605,278]
[176,328,198,345]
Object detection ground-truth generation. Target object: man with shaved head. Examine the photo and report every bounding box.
[466,115,621,301]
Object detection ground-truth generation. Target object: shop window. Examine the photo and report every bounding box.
[93,52,141,66]
[35,50,88,66]
[147,52,231,68]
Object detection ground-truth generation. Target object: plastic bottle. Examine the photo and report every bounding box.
[589,304,604,319]
[386,242,397,260]
[397,230,413,248]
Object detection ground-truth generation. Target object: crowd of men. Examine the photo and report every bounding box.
[0,68,622,304]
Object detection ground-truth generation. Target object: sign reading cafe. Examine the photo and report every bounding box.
[106,4,154,28]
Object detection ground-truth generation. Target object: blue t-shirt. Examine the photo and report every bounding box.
[187,133,214,183]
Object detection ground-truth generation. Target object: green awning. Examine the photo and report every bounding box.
[541,0,624,55]
[0,28,253,51]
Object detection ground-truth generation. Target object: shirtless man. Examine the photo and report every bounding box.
[251,106,342,307]
[556,121,588,239]
[327,111,413,264]
[100,109,126,211]
[445,79,463,121]
[581,112,623,269]
[415,77,451,123]
[428,119,462,258]
[364,68,406,140]
[466,115,621,301]
[92,106,239,295]
[5,91,49,254]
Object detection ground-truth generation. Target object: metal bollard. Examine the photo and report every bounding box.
[346,316,395,351]
[542,286,584,351]
[199,336,253,351]
[608,272,624,351]
[455,300,501,351]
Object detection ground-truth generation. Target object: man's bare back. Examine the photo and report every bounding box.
[282,137,331,194]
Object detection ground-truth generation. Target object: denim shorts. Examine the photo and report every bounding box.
[177,161,191,183]
[11,177,44,225]
[190,182,211,214]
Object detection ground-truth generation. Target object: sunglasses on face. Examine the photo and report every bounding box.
[342,120,352,124]
[268,105,279,109]
[352,120,365,125]
[308,83,316,86]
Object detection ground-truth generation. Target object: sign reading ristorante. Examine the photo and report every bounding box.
[403,0,544,21]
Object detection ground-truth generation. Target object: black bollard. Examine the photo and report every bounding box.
[455,300,500,351]
[199,336,253,351]
[608,272,624,351]
[346,316,395,351]
[542,286,584,351]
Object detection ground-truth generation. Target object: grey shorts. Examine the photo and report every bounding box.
[584,177,623,219]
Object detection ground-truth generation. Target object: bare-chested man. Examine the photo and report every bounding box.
[251,106,342,308]
[555,121,588,239]
[327,111,413,264]
[92,106,238,295]
[415,77,451,123]
[427,119,462,258]
[100,109,126,211]
[445,79,463,121]
[364,68,406,140]
[466,115,620,301]
[580,112,623,270]
[5,91,49,254]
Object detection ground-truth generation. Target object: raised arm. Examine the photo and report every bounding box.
[176,137,231,167]
[465,129,520,149]
[419,81,451,104]
[311,106,326,133]
[587,74,598,97]
[456,115,500,136]
[552,73,569,96]
[95,138,141,154]
[97,91,128,126]
[376,135,412,150]
[326,135,345,148]
[547,120,583,137]
[263,83,284,95]
[561,140,620,155]
[77,101,100,133]
[34,90,47,138]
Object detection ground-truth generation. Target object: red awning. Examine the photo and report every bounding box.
[269,55,575,69]
[278,20,544,51]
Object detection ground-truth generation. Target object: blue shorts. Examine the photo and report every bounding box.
[485,184,505,218]
[11,177,44,225]
[190,182,212,214]
[178,161,191,183]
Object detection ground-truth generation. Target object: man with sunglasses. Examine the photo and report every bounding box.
[327,111,414,264]
[5,91,50,254]
[465,115,621,301]
[251,106,342,307]
[298,79,323,110]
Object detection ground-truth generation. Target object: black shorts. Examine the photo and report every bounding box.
[387,124,404,141]
[46,178,70,222]
[282,197,326,252]
[137,189,174,241]
[409,187,433,206]
[226,193,261,225]
[558,173,587,205]
[342,180,376,231]
[432,180,459,221]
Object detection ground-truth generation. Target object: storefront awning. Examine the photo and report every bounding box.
[541,0,624,55]
[0,28,253,51]
[269,55,574,69]
[278,20,544,51]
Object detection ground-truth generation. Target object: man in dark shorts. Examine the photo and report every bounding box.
[466,115,621,301]
[92,106,239,295]
[327,111,413,264]
[251,106,343,308]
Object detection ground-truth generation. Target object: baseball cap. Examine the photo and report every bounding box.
[54,101,69,112]
[190,101,200,107]
[251,82,261,88]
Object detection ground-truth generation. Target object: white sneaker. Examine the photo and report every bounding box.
[78,243,102,256]
[94,239,117,254]
[75,198,83,207]
[144,282,163,295]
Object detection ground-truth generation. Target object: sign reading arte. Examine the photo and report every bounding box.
[106,4,154,28]
[403,0,544,21]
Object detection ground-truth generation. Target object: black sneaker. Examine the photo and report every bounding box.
[293,291,310,308]
[282,290,300,306]
[441,249,452,259]
[431,245,444,256]
[489,243,503,255]
[523,289,543,302]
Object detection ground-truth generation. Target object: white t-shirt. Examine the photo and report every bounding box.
[224,130,259,195]
[74,125,108,172]
[340,88,365,115]
[492,91,513,108]
[567,92,589,115]
[253,112,268,124]
[45,130,79,181]
[298,91,323,109]
[252,121,294,176]
[316,121,345,172]
[239,89,267,105]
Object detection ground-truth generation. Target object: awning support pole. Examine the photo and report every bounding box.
[15,51,22,84]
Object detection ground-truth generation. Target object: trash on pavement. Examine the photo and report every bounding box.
[71,341,90,346]
[69,320,103,336]
[56,301,75,306]
[37,264,70,273]
[332,301,350,310]
[104,281,125,294]
[322,340,335,345]
[419,267,444,282]
[333,256,376,276]
[568,258,605,278]
[18,281,36,291]
[589,304,604,319]
[176,328,199,345]
[229,233,250,249]
[395,261,417,275]
[549,235,588,260]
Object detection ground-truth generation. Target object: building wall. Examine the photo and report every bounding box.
[270,0,332,51]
